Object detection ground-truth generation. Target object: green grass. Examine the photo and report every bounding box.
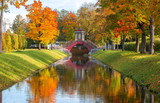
[92,50,160,95]
[0,49,67,91]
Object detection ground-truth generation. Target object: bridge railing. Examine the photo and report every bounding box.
[62,40,74,48]
[63,40,97,50]
[84,40,97,48]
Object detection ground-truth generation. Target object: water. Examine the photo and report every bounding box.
[1,56,160,103]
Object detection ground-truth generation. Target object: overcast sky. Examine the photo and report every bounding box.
[4,0,97,24]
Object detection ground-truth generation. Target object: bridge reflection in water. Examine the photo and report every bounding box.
[1,55,160,103]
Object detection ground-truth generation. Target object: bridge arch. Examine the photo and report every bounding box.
[66,41,93,51]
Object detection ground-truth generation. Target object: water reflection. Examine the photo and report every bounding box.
[53,56,160,103]
[27,68,59,103]
[2,56,160,103]
[0,92,2,103]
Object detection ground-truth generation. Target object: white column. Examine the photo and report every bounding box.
[82,34,84,41]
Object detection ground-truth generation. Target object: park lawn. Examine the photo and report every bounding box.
[92,50,160,95]
[0,49,67,91]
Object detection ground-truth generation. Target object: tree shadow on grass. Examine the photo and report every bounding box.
[0,54,41,85]
[14,50,57,64]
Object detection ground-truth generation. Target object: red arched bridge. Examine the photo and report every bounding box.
[63,40,97,51]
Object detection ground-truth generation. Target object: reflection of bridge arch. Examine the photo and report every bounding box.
[53,56,95,70]
[66,59,92,69]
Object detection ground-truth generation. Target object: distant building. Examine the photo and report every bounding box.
[75,28,85,41]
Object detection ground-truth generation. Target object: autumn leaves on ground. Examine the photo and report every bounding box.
[0,50,67,91]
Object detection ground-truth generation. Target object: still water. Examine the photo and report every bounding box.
[1,56,160,103]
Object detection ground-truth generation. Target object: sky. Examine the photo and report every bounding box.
[4,0,98,24]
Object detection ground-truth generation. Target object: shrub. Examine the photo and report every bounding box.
[18,35,26,49]
[2,33,26,52]
[124,42,135,51]
[2,33,12,52]
[125,40,160,51]
[11,34,19,50]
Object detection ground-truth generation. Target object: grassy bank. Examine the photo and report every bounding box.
[92,50,160,95]
[0,49,67,91]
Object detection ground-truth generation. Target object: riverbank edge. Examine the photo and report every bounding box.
[0,49,68,91]
[91,50,160,96]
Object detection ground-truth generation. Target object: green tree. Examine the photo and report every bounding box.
[11,14,26,35]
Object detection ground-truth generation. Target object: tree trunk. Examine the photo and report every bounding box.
[121,35,126,51]
[105,42,109,50]
[111,41,115,50]
[141,86,145,103]
[51,44,53,50]
[38,43,41,50]
[149,94,154,103]
[149,15,155,54]
[139,23,146,54]
[0,0,4,53]
[116,38,119,50]
[135,34,140,52]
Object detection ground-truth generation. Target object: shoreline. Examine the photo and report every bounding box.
[92,50,160,96]
[0,49,67,91]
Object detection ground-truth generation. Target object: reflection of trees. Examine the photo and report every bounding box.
[78,66,109,96]
[0,92,2,103]
[59,67,77,95]
[76,66,141,103]
[70,56,89,65]
[52,58,159,103]
[27,68,59,103]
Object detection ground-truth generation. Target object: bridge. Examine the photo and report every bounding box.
[62,29,97,52]
[63,40,97,51]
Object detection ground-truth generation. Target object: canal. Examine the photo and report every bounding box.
[1,55,160,103]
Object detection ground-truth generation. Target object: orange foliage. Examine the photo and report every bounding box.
[113,13,141,38]
[27,68,59,103]
[26,1,58,44]
[9,0,28,8]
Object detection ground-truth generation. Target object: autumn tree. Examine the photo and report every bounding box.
[147,0,160,54]
[0,0,28,53]
[122,0,148,53]
[97,0,148,52]
[77,3,96,40]
[94,1,124,49]
[26,1,58,49]
[115,0,160,54]
[61,12,78,41]
[57,9,69,41]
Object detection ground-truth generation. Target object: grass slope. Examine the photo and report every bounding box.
[0,49,67,91]
[92,50,160,95]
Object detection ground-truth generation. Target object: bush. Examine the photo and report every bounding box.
[11,34,19,50]
[124,42,135,51]
[125,40,160,51]
[2,33,26,52]
[18,35,26,49]
[2,33,12,52]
